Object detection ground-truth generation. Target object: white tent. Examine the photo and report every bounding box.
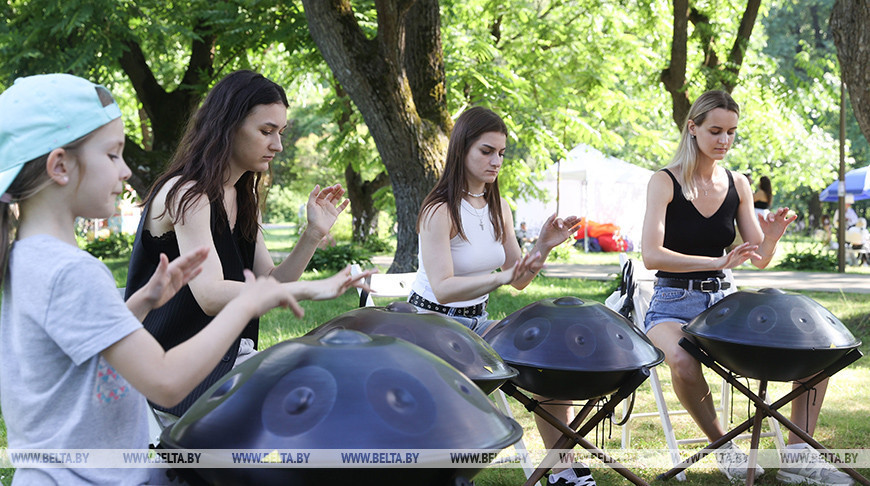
[514,144,653,249]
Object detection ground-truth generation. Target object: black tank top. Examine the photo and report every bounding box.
[125,197,258,416]
[657,168,739,280]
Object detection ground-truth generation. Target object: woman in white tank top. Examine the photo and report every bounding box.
[411,106,593,486]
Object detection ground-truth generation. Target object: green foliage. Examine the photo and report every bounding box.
[264,186,305,225]
[304,244,372,272]
[777,244,838,271]
[361,235,393,254]
[547,242,575,262]
[83,233,135,260]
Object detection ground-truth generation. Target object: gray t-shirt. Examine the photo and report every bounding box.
[0,235,149,485]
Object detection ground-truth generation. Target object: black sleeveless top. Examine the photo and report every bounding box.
[125,197,258,416]
[657,168,740,280]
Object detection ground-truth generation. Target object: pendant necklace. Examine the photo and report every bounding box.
[696,176,714,197]
[464,201,487,231]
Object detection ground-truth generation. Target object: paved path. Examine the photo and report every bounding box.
[542,263,870,294]
[352,256,870,294]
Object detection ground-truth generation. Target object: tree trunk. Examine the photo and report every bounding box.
[662,0,761,128]
[331,82,393,243]
[302,0,450,272]
[831,0,870,141]
[344,165,391,242]
[117,30,215,197]
[661,0,691,128]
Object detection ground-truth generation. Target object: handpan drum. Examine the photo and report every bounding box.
[160,329,523,486]
[485,296,664,400]
[683,288,862,381]
[306,301,518,394]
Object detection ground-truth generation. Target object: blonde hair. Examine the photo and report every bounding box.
[666,90,740,200]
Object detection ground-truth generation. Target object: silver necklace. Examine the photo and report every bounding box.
[464,189,486,198]
[463,202,487,231]
[696,176,714,196]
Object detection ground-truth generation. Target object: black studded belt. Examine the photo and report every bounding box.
[408,291,486,318]
[655,277,731,293]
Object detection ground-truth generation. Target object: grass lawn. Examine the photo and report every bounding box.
[1,239,868,485]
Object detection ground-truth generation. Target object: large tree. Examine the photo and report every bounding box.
[0,0,306,197]
[831,0,870,141]
[302,0,451,272]
[660,0,762,127]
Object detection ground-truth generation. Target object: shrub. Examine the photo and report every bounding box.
[361,235,393,254]
[777,244,837,272]
[548,242,575,262]
[305,244,373,272]
[84,232,134,260]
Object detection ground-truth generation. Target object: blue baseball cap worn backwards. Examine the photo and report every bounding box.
[0,73,122,198]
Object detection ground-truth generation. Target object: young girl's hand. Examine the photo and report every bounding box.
[140,248,209,309]
[238,270,305,318]
[296,265,376,301]
[304,184,349,239]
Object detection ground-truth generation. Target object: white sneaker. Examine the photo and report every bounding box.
[715,441,765,481]
[548,463,596,486]
[777,443,854,485]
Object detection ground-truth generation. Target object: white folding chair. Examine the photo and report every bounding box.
[609,255,784,480]
[349,265,535,479]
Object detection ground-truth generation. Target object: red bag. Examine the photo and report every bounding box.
[598,234,627,252]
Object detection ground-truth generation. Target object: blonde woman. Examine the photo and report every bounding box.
[641,90,850,485]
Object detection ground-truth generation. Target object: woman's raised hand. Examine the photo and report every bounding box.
[305,184,350,239]
[758,207,797,241]
[297,265,377,301]
[536,213,582,251]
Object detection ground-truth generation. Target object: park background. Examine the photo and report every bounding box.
[2,0,870,484]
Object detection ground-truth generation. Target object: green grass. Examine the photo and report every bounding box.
[262,223,302,255]
[2,241,869,485]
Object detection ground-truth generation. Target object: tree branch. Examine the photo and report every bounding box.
[723,0,761,92]
[661,0,691,128]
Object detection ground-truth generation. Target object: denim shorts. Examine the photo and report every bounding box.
[411,306,495,337]
[643,286,725,333]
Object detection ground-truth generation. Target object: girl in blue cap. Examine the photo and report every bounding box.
[0,73,365,485]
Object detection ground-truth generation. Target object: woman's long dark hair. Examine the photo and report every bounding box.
[758,175,773,202]
[417,106,508,242]
[144,70,288,242]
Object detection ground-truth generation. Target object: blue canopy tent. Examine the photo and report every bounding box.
[819,166,870,202]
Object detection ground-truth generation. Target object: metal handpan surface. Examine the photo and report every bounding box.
[485,296,664,400]
[306,302,518,394]
[160,329,523,485]
[683,288,861,381]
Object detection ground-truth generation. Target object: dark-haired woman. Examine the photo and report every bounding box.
[753,175,773,218]
[125,70,372,417]
[409,106,591,486]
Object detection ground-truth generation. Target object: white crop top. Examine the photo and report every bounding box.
[411,199,507,307]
